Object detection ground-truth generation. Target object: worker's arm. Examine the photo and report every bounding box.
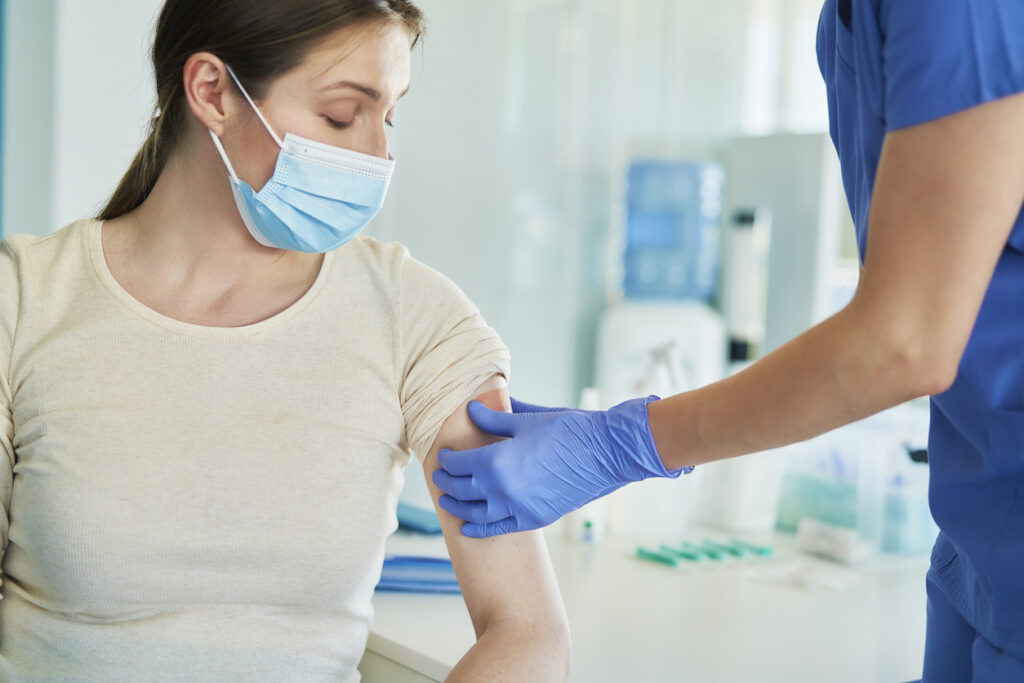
[432,91,1024,539]
[651,90,1024,468]
[425,375,570,682]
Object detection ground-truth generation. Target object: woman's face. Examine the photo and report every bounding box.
[226,21,412,191]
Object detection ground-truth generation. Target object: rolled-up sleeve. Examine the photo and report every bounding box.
[881,0,1024,131]
[0,241,21,596]
[398,254,511,462]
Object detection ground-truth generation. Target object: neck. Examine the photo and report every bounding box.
[114,134,315,287]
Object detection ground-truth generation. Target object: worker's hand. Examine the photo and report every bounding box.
[508,396,571,414]
[432,395,692,537]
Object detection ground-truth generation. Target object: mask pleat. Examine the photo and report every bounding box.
[210,83,395,253]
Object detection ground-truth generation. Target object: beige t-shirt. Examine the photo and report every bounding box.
[0,220,510,682]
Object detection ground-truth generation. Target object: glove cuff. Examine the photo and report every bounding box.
[605,395,694,482]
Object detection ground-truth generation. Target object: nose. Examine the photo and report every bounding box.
[359,122,390,160]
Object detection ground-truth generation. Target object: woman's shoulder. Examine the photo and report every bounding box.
[0,221,91,359]
[339,235,476,312]
[1,219,94,278]
[344,234,411,266]
[1,221,98,341]
[340,235,444,288]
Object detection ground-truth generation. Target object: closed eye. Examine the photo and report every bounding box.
[323,116,352,130]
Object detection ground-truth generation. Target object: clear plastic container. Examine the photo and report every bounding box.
[775,404,936,560]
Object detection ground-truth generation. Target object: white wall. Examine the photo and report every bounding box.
[51,0,163,228]
[1,0,161,238]
[1,0,56,237]
[373,0,830,406]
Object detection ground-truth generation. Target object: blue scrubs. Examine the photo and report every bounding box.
[816,1,1024,680]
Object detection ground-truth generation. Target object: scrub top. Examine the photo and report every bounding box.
[817,0,1024,664]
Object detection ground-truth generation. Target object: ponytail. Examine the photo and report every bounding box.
[98,105,177,220]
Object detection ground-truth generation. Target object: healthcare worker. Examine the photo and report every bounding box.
[434,0,1024,679]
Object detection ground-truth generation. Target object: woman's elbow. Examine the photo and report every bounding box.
[480,608,571,680]
[553,615,572,680]
[520,610,572,681]
[542,614,572,682]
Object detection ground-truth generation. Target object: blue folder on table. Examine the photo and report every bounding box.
[396,502,444,535]
[375,555,460,594]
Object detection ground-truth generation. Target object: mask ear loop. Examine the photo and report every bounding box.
[208,130,241,181]
[224,65,284,149]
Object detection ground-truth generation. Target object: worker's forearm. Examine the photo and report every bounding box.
[446,616,570,682]
[648,301,941,470]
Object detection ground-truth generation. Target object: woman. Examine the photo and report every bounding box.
[0,1,570,681]
[436,0,1024,679]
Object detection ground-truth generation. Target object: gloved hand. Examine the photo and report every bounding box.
[433,395,692,538]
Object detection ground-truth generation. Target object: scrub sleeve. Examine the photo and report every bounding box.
[817,1,1024,679]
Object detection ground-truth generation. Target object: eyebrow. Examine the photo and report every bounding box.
[321,80,411,102]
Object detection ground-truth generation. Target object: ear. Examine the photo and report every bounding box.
[182,52,243,138]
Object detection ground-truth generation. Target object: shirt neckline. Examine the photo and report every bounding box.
[87,218,335,339]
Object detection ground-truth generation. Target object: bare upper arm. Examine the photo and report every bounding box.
[853,91,1024,390]
[421,375,566,636]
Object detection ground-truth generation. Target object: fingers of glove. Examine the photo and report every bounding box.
[437,495,495,526]
[431,469,482,501]
[466,401,526,437]
[510,397,570,414]
[461,516,521,538]
[437,446,490,477]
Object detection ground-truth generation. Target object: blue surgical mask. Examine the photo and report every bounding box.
[208,66,395,253]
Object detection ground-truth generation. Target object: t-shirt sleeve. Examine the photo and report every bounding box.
[881,0,1024,131]
[399,253,511,462]
[0,241,21,596]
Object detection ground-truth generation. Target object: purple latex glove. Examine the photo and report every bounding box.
[433,395,692,538]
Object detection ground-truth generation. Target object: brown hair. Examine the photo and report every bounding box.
[99,0,424,221]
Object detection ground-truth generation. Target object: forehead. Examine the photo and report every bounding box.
[284,22,412,100]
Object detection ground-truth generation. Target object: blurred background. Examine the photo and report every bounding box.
[0,0,933,558]
[0,0,851,405]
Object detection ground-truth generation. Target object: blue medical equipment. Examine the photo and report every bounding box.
[622,160,723,301]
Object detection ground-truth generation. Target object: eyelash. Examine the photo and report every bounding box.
[322,116,396,130]
[323,116,352,130]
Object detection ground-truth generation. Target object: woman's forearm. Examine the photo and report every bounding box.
[649,298,950,470]
[446,615,570,682]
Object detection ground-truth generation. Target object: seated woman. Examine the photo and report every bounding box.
[0,1,570,680]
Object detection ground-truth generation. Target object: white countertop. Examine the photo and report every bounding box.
[364,527,928,683]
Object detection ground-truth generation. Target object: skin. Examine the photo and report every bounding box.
[102,22,570,682]
[427,378,571,681]
[648,90,1024,469]
[102,22,408,327]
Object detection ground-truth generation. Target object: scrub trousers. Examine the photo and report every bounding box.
[914,570,1024,682]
